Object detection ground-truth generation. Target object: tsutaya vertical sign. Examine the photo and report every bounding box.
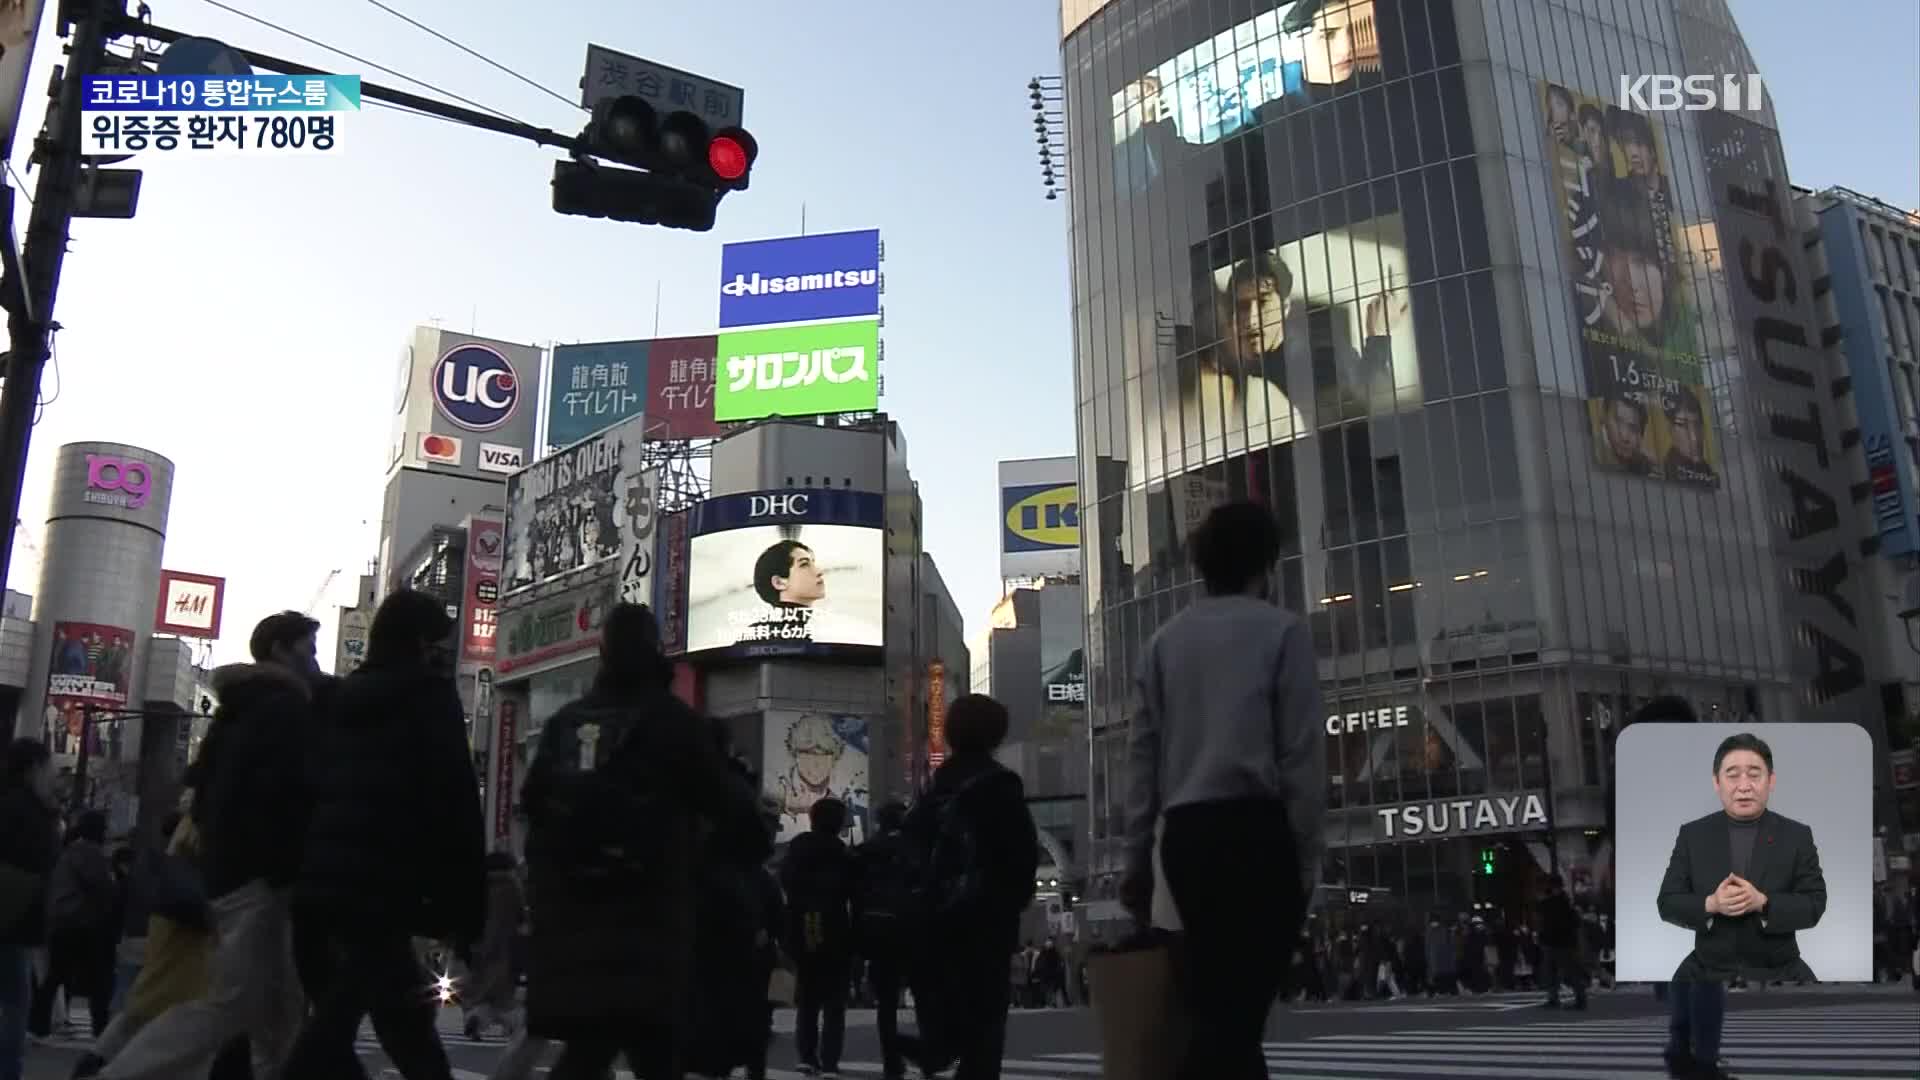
[926,659,947,771]
[1701,110,1873,720]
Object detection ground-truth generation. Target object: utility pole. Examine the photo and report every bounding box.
[0,0,121,598]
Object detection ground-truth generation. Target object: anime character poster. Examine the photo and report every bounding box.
[762,711,871,844]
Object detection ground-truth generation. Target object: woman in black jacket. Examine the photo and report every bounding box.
[2,737,61,1080]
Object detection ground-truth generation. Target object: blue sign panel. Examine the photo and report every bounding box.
[433,344,520,432]
[1820,206,1916,557]
[718,228,881,328]
[548,340,647,448]
[1001,481,1079,553]
[688,489,885,535]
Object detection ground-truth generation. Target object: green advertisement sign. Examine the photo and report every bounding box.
[713,317,880,422]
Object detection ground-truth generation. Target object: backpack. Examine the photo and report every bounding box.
[526,705,672,890]
[912,771,997,923]
[854,832,922,946]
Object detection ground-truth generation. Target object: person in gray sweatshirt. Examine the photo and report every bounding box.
[1120,499,1327,1080]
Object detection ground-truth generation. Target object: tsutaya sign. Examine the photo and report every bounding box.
[1375,792,1550,841]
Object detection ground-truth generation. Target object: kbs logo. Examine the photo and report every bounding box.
[84,454,154,510]
[1618,74,1763,112]
[433,344,520,431]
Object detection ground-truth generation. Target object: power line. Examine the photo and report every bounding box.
[360,0,582,115]
[183,0,531,127]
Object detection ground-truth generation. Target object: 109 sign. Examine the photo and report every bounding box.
[433,344,520,431]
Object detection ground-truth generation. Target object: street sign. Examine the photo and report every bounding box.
[579,44,743,131]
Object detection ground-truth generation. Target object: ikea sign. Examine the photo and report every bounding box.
[1003,482,1079,553]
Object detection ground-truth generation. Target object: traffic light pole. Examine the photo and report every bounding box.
[0,0,120,601]
[0,9,597,598]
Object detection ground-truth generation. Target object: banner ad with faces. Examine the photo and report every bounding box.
[1540,80,1719,488]
[1132,214,1421,486]
[762,710,872,845]
[684,489,885,657]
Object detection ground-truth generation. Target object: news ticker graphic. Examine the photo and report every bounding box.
[80,75,360,158]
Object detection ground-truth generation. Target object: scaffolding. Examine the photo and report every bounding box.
[642,437,713,513]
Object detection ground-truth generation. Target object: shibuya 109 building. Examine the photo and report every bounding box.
[1062,0,1902,921]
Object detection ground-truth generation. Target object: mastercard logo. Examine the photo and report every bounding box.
[420,433,463,463]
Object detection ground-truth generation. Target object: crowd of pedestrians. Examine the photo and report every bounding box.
[1,590,1048,1080]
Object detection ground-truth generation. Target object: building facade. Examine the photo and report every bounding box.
[1066,0,1885,922]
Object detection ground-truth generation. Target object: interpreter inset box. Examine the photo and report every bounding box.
[1613,723,1872,982]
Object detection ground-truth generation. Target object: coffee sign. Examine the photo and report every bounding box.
[1375,792,1550,840]
[1327,705,1412,735]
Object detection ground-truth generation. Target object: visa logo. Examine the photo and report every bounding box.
[1004,483,1079,548]
[478,442,524,474]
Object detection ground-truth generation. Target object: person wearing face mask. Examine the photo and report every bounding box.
[1655,732,1826,1080]
[91,612,326,1080]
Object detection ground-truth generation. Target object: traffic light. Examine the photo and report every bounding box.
[1478,847,1497,875]
[552,160,720,232]
[557,95,758,231]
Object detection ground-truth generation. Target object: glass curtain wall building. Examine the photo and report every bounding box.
[1067,0,1834,924]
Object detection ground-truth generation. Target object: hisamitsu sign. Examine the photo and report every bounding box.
[718,228,881,329]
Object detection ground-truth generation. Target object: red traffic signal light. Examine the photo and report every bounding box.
[707,126,757,190]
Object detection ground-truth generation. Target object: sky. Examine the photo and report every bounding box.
[1,0,1915,671]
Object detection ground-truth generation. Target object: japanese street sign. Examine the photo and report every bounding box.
[580,44,744,130]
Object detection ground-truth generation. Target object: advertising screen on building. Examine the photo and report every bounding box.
[718,228,882,329]
[763,710,871,844]
[502,414,648,596]
[1110,2,1380,154]
[547,335,726,449]
[461,515,504,664]
[713,317,880,423]
[1540,80,1718,488]
[685,489,885,657]
[1129,211,1423,486]
[44,621,135,753]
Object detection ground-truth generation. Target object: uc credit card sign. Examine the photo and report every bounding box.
[718,229,881,328]
[714,318,879,422]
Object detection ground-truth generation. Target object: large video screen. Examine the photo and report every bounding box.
[1540,80,1719,488]
[685,490,885,656]
[1131,211,1422,485]
[1111,0,1380,151]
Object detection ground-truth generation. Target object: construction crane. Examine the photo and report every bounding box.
[305,569,342,616]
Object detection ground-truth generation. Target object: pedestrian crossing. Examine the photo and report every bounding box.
[591,1001,1913,1080]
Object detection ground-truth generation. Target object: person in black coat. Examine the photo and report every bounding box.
[281,590,483,1080]
[900,694,1040,1080]
[520,602,765,1080]
[2,738,61,1078]
[1537,876,1587,1009]
[781,797,857,1077]
[685,738,783,1080]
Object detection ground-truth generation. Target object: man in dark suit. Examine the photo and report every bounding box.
[1655,732,1826,1080]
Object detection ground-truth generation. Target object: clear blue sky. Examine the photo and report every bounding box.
[3,0,1913,666]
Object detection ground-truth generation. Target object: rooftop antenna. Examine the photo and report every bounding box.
[653,280,662,337]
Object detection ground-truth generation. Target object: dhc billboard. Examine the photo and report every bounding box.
[1819,204,1917,557]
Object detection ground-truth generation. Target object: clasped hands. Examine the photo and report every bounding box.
[1704,873,1768,918]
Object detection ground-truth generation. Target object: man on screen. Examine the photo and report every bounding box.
[742,539,825,644]
[1598,390,1656,475]
[1655,732,1826,1079]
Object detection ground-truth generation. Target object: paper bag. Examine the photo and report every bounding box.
[768,967,797,1006]
[1087,933,1189,1080]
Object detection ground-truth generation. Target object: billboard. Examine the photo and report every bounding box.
[713,317,880,423]
[335,607,370,676]
[685,489,885,657]
[927,660,947,771]
[154,570,226,638]
[502,413,647,596]
[1110,0,1381,197]
[763,711,871,844]
[392,329,545,479]
[617,467,660,607]
[51,443,177,536]
[655,509,691,656]
[718,228,882,328]
[461,515,505,664]
[999,456,1081,579]
[1540,81,1719,488]
[1818,204,1916,556]
[548,336,728,449]
[496,571,618,677]
[44,621,134,752]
